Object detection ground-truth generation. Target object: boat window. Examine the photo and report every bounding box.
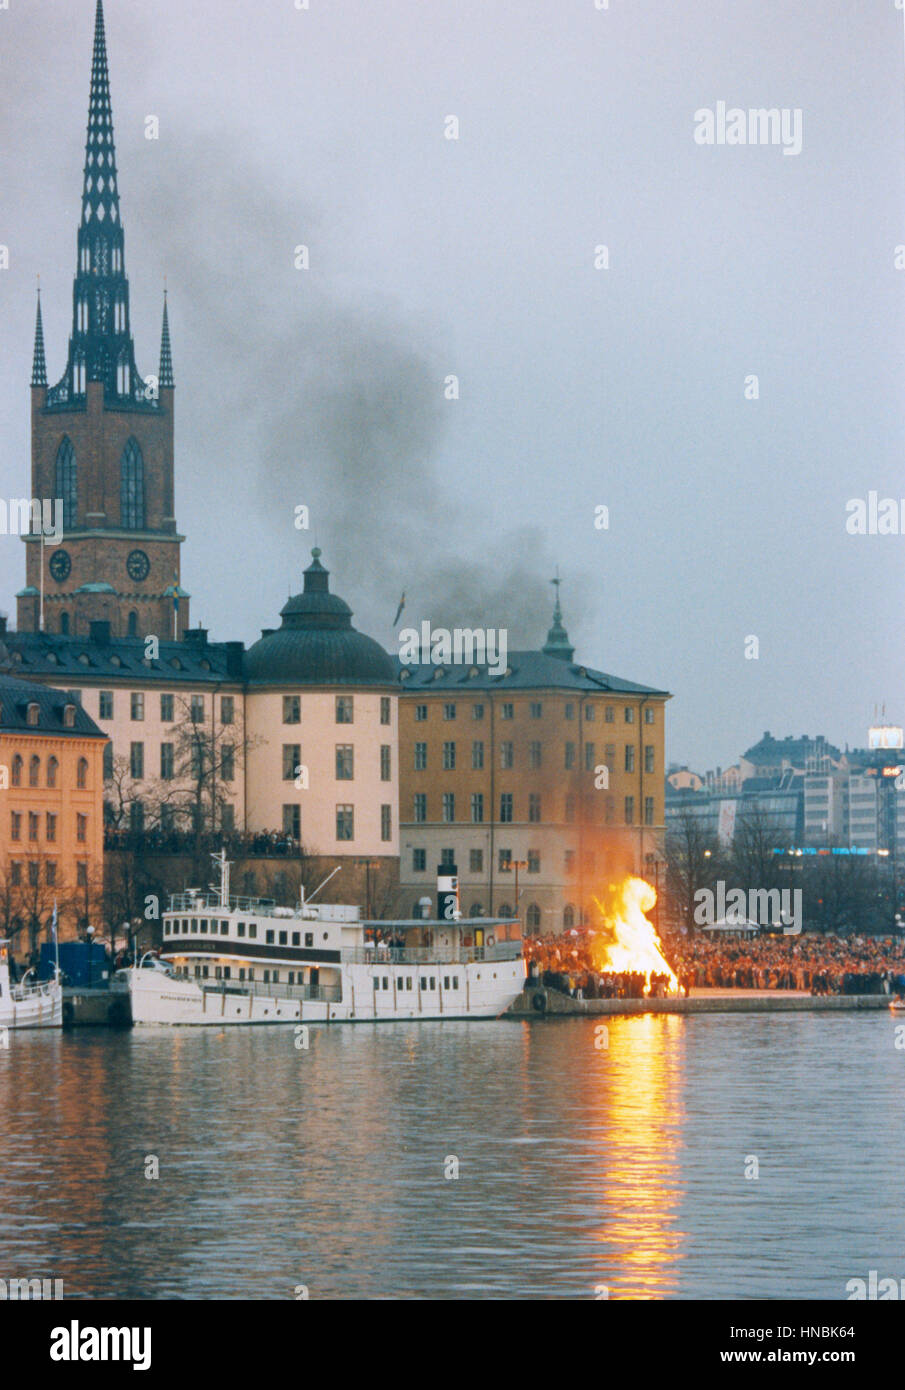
[279,931,287,945]
[453,977,459,990]
[383,977,389,990]
[221,921,228,935]
[223,967,230,979]
[272,970,279,983]
[263,970,270,983]
[249,925,257,939]
[288,972,295,984]
[202,966,209,978]
[430,977,436,990]
[292,932,300,946]
[238,923,245,937]
[239,969,245,981]
[406,977,413,990]
[215,967,222,979]
[248,968,255,980]
[266,930,274,944]
[200,921,208,935]
[443,976,449,990]
[420,976,426,990]
[304,933,313,947]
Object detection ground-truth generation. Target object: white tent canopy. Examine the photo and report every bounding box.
[703,916,759,933]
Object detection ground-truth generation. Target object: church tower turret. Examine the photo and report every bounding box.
[18,0,188,639]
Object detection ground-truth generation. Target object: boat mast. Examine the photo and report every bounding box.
[210,849,231,909]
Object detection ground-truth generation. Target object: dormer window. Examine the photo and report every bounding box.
[26,702,40,727]
[63,704,76,728]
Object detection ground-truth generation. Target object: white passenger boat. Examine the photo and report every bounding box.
[0,939,63,1030]
[115,854,526,1026]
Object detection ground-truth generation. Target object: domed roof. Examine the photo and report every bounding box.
[245,549,395,687]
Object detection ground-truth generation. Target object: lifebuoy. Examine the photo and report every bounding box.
[532,991,547,1014]
[486,934,495,948]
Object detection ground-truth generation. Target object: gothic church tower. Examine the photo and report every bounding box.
[18,0,189,640]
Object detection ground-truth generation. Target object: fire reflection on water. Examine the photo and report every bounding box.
[585,1014,686,1298]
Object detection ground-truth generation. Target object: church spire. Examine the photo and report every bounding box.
[542,569,575,662]
[31,288,47,387]
[82,0,121,231]
[158,292,174,388]
[45,0,149,408]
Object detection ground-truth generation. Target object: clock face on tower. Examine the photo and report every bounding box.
[126,549,150,583]
[49,549,71,583]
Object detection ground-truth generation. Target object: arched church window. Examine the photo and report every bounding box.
[120,439,144,529]
[60,613,70,635]
[127,612,138,637]
[55,438,77,529]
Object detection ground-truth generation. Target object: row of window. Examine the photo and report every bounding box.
[5,754,91,789]
[412,846,625,875]
[280,744,392,782]
[11,810,88,842]
[279,804,393,843]
[54,435,145,531]
[374,975,460,992]
[123,742,235,782]
[168,918,320,947]
[409,793,657,825]
[413,701,656,725]
[104,691,235,724]
[411,740,655,773]
[283,696,392,726]
[5,858,89,887]
[18,702,78,729]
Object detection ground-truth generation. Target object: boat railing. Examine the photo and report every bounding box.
[341,943,524,966]
[11,978,59,1002]
[166,892,359,922]
[168,969,342,1005]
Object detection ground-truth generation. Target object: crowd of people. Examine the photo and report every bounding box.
[524,926,905,998]
[103,827,302,858]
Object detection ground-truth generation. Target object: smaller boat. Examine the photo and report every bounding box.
[0,938,62,1030]
[889,996,905,1014]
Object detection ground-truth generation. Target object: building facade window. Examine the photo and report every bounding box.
[335,744,354,780]
[380,745,391,781]
[644,796,655,826]
[76,813,87,842]
[221,696,235,725]
[624,707,635,724]
[645,745,655,774]
[130,742,144,779]
[380,697,391,725]
[500,741,514,770]
[442,793,455,823]
[500,792,513,823]
[336,696,353,724]
[283,804,301,839]
[414,742,427,771]
[413,793,427,823]
[55,438,77,529]
[469,848,483,872]
[527,850,540,873]
[103,744,113,780]
[336,804,354,840]
[472,703,484,720]
[221,745,235,782]
[283,744,301,780]
[644,707,655,725]
[624,796,634,824]
[46,812,57,843]
[99,691,113,719]
[529,741,542,769]
[120,438,145,529]
[413,848,426,871]
[471,793,484,824]
[528,793,541,823]
[472,740,484,770]
[625,745,635,773]
[77,757,88,789]
[584,742,595,771]
[526,903,541,929]
[530,702,542,719]
[130,692,144,721]
[283,695,300,724]
[414,704,427,722]
[29,755,40,788]
[442,741,456,770]
[564,741,575,769]
[501,703,514,721]
[443,703,456,721]
[380,805,392,841]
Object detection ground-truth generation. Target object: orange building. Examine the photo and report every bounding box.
[0,672,107,956]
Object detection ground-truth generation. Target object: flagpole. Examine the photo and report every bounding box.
[53,899,59,982]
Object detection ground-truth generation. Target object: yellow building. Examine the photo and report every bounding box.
[0,672,107,955]
[397,597,670,935]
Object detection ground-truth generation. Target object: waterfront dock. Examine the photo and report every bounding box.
[507,986,893,1018]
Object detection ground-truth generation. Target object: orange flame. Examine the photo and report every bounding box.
[591,877,679,994]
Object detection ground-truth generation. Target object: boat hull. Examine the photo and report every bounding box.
[0,984,63,1030]
[120,959,526,1026]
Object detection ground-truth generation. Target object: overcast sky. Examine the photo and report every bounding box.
[1,0,904,772]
